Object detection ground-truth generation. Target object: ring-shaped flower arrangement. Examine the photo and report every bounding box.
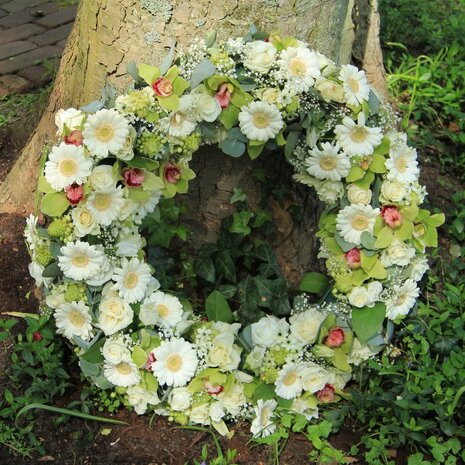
[25,29,444,438]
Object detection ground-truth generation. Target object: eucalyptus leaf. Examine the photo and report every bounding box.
[220,138,246,158]
[190,59,216,89]
[80,100,104,113]
[159,40,176,75]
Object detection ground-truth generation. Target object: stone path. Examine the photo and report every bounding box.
[0,0,77,96]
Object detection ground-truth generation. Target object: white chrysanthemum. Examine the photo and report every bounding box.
[103,357,140,387]
[111,257,152,304]
[140,291,184,328]
[238,101,284,142]
[44,143,92,191]
[385,279,419,320]
[86,186,124,226]
[336,204,380,245]
[280,46,320,89]
[102,335,130,364]
[58,241,105,281]
[54,301,93,341]
[334,113,383,156]
[83,108,130,159]
[86,255,113,287]
[275,363,304,399]
[385,143,419,184]
[251,399,277,438]
[159,96,197,137]
[339,64,370,106]
[304,143,350,181]
[24,214,39,250]
[151,338,198,387]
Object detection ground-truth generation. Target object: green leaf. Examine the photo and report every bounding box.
[346,165,366,182]
[247,142,265,159]
[127,157,160,171]
[284,131,300,159]
[127,187,151,202]
[230,187,247,204]
[219,104,240,129]
[299,272,330,294]
[41,192,70,217]
[157,94,179,111]
[215,250,237,282]
[193,252,216,283]
[142,171,165,191]
[205,290,233,323]
[37,176,55,194]
[80,338,105,364]
[394,220,414,241]
[351,303,386,343]
[132,346,148,368]
[375,226,394,248]
[253,383,276,401]
[137,63,160,85]
[370,153,386,173]
[42,261,62,278]
[229,210,254,235]
[373,136,391,156]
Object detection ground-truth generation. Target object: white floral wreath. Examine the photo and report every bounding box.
[25,29,444,438]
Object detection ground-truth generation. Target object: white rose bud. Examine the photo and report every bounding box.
[380,180,407,204]
[347,184,372,205]
[168,387,191,412]
[89,165,115,190]
[194,94,222,122]
[102,337,129,364]
[244,41,277,73]
[98,292,134,335]
[348,286,370,308]
[315,77,345,102]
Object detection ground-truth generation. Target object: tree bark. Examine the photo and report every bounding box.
[0,0,385,283]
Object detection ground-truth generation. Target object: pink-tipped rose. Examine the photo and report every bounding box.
[316,384,336,403]
[381,206,402,228]
[152,77,174,97]
[164,162,181,184]
[123,167,145,187]
[64,130,84,146]
[215,83,232,109]
[145,352,156,371]
[324,327,345,348]
[345,248,361,269]
[65,183,84,205]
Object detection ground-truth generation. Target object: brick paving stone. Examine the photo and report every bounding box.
[2,0,50,13]
[17,63,49,84]
[0,74,32,95]
[30,22,72,46]
[0,40,36,60]
[35,5,77,28]
[56,38,67,48]
[0,44,61,74]
[0,2,58,28]
[0,9,7,18]
[0,23,44,45]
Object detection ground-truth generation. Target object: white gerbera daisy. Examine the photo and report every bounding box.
[304,143,350,181]
[238,101,284,142]
[103,357,140,387]
[86,186,124,226]
[54,301,93,341]
[385,279,419,320]
[280,46,320,89]
[134,189,162,224]
[140,291,184,328]
[151,338,198,387]
[111,257,152,304]
[334,113,383,156]
[339,64,370,106]
[159,96,197,137]
[336,204,380,245]
[385,142,419,184]
[275,363,304,399]
[44,143,92,191]
[24,214,39,251]
[58,241,105,281]
[250,399,277,438]
[83,109,130,159]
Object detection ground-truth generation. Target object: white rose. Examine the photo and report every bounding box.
[245,346,266,370]
[116,232,143,257]
[89,165,115,190]
[410,257,429,281]
[301,365,329,393]
[194,94,222,122]
[55,108,85,136]
[347,338,377,366]
[348,286,369,308]
[116,126,136,161]
[315,77,345,103]
[244,41,277,73]
[318,180,344,204]
[127,385,160,415]
[209,401,225,423]
[189,403,210,425]
[207,333,241,371]
[381,239,416,267]
[168,387,191,412]
[72,206,99,237]
[218,384,246,415]
[257,87,280,105]
[366,281,383,307]
[380,180,407,204]
[98,293,134,335]
[251,315,283,347]
[212,321,241,336]
[289,309,325,344]
[347,184,372,205]
[102,337,129,364]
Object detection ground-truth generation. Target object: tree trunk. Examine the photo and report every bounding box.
[0,0,386,283]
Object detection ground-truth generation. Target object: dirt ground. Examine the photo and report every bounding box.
[0,105,460,464]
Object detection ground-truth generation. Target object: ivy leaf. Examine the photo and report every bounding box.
[215,250,237,282]
[193,251,216,283]
[229,210,254,235]
[237,275,261,324]
[351,303,386,343]
[299,272,330,294]
[205,290,233,323]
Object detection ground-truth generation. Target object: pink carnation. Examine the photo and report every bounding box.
[65,183,84,205]
[64,130,84,146]
[324,327,345,348]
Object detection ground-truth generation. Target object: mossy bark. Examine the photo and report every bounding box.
[0,0,385,283]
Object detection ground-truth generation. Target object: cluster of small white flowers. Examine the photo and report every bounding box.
[224,37,245,56]
[178,39,208,80]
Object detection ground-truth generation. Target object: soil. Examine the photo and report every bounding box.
[0,108,462,465]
